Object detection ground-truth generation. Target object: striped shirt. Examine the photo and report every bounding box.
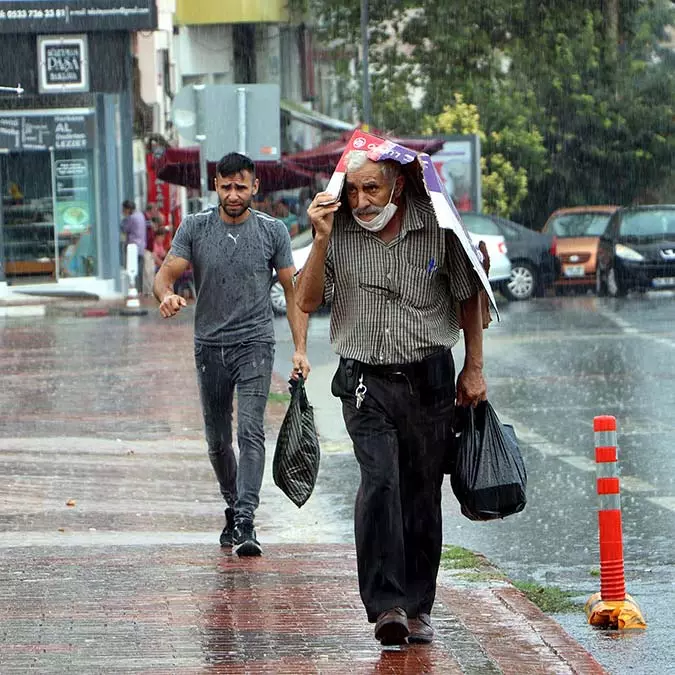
[324,195,480,365]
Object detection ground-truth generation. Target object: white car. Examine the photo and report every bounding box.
[270,230,511,315]
[270,231,314,315]
[467,231,512,286]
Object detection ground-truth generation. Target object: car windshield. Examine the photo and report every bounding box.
[460,214,502,236]
[547,213,611,237]
[620,210,675,237]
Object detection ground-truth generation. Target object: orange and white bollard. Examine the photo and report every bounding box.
[585,415,646,629]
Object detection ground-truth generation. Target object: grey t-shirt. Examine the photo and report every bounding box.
[170,206,294,346]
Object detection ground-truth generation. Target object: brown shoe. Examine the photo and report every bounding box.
[374,607,409,645]
[408,613,434,643]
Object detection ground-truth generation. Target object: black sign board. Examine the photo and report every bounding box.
[0,0,157,34]
[0,111,96,151]
[45,43,83,85]
[39,35,88,93]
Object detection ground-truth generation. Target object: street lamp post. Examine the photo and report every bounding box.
[361,0,371,130]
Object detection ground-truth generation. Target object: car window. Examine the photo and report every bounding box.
[620,210,675,237]
[547,213,611,237]
[460,214,502,236]
[497,221,521,239]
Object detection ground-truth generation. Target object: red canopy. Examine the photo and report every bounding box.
[285,131,445,172]
[154,147,316,191]
[154,132,445,190]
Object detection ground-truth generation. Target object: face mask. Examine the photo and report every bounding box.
[352,183,398,233]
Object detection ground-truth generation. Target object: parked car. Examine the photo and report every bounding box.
[542,206,619,291]
[270,229,313,315]
[461,212,559,301]
[465,229,511,288]
[596,205,675,297]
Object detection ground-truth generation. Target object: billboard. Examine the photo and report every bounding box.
[0,0,157,33]
[432,135,482,213]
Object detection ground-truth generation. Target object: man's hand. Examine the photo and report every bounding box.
[291,351,311,381]
[159,293,187,318]
[307,192,340,239]
[456,365,487,407]
[478,240,490,275]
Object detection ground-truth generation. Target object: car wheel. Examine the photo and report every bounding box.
[595,266,607,297]
[504,262,537,301]
[269,278,287,315]
[607,266,627,298]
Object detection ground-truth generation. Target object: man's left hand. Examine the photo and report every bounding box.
[291,351,311,380]
[456,365,487,407]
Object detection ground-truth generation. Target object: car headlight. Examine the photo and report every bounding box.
[615,244,644,261]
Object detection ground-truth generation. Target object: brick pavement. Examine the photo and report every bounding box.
[0,544,607,674]
[0,311,609,674]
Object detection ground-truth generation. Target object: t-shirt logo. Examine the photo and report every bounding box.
[227,233,240,245]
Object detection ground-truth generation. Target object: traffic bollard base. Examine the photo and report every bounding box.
[585,592,647,630]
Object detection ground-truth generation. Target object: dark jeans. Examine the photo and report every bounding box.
[332,351,455,622]
[195,342,274,524]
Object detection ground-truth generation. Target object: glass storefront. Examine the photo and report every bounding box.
[0,109,98,285]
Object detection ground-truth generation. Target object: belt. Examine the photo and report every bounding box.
[355,349,450,381]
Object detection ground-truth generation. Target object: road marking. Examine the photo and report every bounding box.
[647,496,675,511]
[500,408,673,512]
[597,306,675,348]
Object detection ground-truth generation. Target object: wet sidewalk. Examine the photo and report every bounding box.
[0,432,607,675]
[0,314,608,673]
[1,542,605,674]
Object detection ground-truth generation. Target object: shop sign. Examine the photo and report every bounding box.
[0,110,95,152]
[0,0,156,34]
[38,35,89,94]
[54,157,92,235]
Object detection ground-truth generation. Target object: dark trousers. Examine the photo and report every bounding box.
[332,352,455,622]
[195,342,274,524]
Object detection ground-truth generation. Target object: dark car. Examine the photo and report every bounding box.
[596,205,675,297]
[460,212,559,301]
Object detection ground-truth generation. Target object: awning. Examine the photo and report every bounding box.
[154,147,316,191]
[285,131,445,173]
[280,99,355,133]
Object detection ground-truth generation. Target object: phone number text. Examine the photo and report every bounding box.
[0,9,67,20]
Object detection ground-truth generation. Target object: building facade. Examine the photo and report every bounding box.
[0,0,157,297]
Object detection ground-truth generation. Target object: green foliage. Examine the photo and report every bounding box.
[440,544,483,569]
[513,581,580,613]
[425,94,545,217]
[307,0,675,223]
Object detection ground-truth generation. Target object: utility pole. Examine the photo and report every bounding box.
[361,0,371,131]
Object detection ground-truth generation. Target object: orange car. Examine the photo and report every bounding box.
[542,206,619,289]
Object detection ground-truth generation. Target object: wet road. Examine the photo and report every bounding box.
[274,292,675,675]
[1,291,673,673]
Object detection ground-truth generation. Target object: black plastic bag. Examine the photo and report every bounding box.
[273,376,321,508]
[450,401,527,521]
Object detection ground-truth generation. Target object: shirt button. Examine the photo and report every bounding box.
[385,328,390,334]
[379,354,384,361]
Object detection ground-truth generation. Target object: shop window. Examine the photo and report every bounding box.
[1,149,98,283]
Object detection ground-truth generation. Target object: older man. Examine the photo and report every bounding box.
[295,150,487,646]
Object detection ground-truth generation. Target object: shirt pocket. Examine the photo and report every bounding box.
[397,263,440,309]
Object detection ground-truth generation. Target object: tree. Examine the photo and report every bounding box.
[303,0,675,222]
[424,93,546,217]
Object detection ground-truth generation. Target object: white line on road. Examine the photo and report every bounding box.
[597,306,675,348]
[500,408,673,512]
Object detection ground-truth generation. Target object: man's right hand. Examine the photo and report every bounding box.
[159,293,187,318]
[307,191,340,238]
